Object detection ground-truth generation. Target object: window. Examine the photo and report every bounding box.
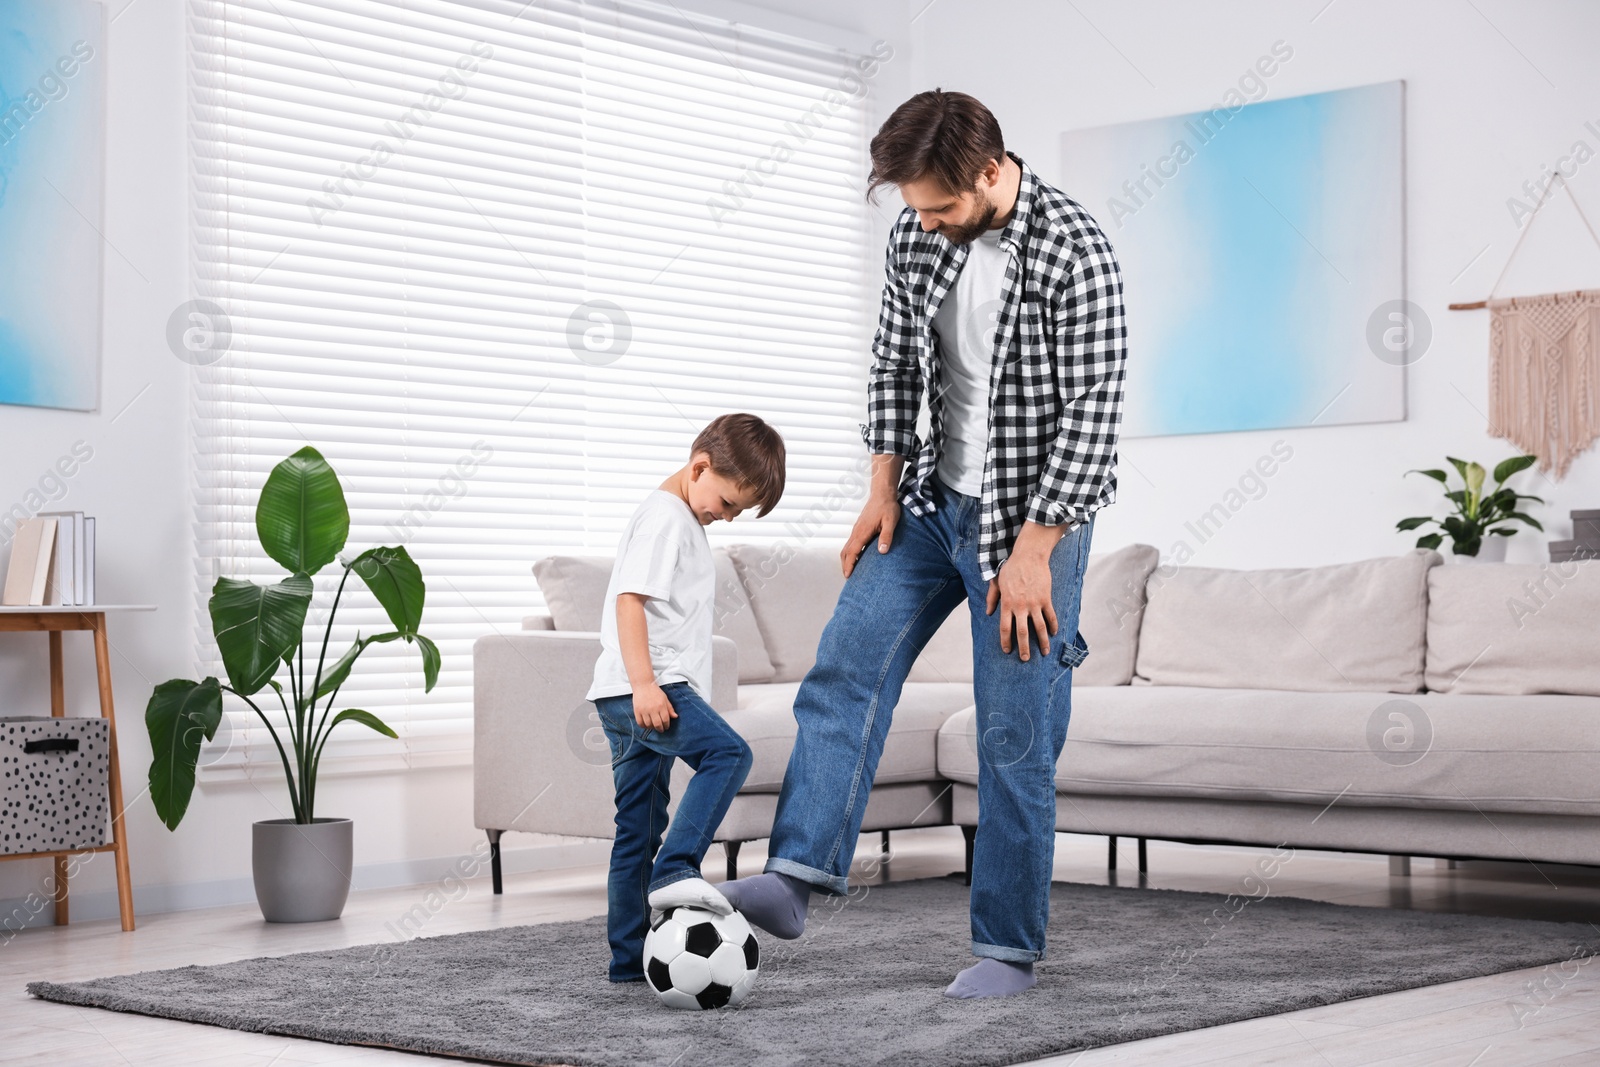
[189,0,881,776]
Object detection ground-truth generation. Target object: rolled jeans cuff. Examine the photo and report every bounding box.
[973,939,1045,963]
[648,868,704,895]
[764,856,849,896]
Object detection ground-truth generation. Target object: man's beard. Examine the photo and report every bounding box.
[938,196,999,245]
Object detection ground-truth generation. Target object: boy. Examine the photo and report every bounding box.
[585,413,786,984]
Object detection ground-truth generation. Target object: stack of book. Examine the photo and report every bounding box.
[1,513,97,606]
[1550,510,1600,564]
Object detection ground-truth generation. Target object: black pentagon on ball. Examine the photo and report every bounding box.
[647,957,673,993]
[742,934,759,970]
[684,920,722,958]
[695,982,734,1010]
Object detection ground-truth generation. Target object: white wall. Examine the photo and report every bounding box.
[3,0,1596,922]
[908,0,1600,568]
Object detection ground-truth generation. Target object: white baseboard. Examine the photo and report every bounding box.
[0,838,612,933]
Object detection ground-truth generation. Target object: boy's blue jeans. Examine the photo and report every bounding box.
[764,472,1094,963]
[592,681,753,982]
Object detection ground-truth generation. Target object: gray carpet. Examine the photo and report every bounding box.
[27,876,1600,1066]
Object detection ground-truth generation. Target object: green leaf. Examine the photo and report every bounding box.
[209,576,312,696]
[314,638,365,703]
[1507,511,1544,531]
[329,708,398,738]
[256,446,350,576]
[1395,517,1433,532]
[1445,456,1473,485]
[1492,454,1537,484]
[1405,468,1449,484]
[145,677,222,831]
[349,546,425,637]
[1514,493,1546,505]
[1416,533,1443,550]
[414,634,441,693]
[313,631,406,702]
[1487,526,1518,536]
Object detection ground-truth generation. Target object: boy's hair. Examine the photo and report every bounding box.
[691,414,786,518]
[865,89,1005,205]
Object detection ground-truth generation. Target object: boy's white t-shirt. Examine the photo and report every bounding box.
[585,489,716,704]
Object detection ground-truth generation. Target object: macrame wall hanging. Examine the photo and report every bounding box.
[1450,174,1600,479]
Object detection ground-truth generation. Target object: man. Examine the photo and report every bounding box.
[723,89,1127,1000]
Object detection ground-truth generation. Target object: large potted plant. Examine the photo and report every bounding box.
[1396,453,1543,562]
[145,447,438,922]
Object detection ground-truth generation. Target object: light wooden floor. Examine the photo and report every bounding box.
[6,829,1600,1066]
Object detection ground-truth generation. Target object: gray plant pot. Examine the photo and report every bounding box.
[252,817,353,923]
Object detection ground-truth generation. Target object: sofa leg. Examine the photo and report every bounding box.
[1389,855,1411,877]
[1137,837,1148,876]
[1108,835,1117,872]
[725,840,742,882]
[487,829,503,895]
[881,829,891,860]
[961,825,975,886]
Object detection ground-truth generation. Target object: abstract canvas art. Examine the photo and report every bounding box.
[1061,80,1405,438]
[0,0,105,412]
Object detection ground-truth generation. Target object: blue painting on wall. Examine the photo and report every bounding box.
[1061,80,1405,438]
[0,0,104,412]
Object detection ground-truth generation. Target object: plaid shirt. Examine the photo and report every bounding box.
[860,150,1128,582]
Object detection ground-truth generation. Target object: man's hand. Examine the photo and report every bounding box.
[842,454,907,577]
[842,493,901,577]
[632,683,677,732]
[985,520,1068,661]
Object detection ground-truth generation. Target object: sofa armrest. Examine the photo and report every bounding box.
[473,631,740,840]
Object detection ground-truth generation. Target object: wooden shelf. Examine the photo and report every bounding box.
[0,607,143,931]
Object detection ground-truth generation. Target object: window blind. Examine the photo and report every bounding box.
[189,0,878,777]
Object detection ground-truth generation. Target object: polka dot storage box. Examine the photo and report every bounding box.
[0,717,110,856]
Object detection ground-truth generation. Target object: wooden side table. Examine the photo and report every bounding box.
[0,605,152,931]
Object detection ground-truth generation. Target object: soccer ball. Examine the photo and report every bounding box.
[643,906,760,1010]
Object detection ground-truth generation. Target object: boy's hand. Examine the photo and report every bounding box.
[633,683,677,732]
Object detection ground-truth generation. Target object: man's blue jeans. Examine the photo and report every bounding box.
[764,473,1094,962]
[592,681,753,981]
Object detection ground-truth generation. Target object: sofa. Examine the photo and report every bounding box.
[474,540,1600,893]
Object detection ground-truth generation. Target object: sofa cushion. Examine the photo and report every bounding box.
[733,680,974,791]
[907,606,974,683]
[1132,548,1441,692]
[725,544,846,683]
[1426,560,1600,696]
[1075,543,1160,686]
[936,685,1600,816]
[531,554,611,632]
[531,548,777,684]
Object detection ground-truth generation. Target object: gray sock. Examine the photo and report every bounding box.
[718,872,810,940]
[943,958,1037,999]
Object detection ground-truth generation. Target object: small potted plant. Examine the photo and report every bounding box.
[144,447,438,922]
[1396,454,1543,562]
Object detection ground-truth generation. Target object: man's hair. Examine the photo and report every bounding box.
[691,413,786,518]
[865,89,1005,205]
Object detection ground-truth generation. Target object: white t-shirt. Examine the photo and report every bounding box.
[931,227,1011,496]
[585,489,716,704]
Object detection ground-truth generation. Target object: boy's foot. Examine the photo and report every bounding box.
[943,958,1037,999]
[719,872,810,939]
[648,876,733,916]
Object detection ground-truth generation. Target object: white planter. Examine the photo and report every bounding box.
[1449,537,1508,563]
